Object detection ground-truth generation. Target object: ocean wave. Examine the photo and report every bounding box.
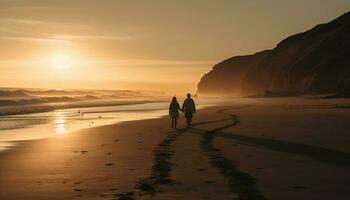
[0,100,164,116]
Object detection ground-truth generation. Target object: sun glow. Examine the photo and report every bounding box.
[49,53,74,69]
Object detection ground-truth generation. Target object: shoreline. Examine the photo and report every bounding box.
[0,99,166,116]
[0,102,171,152]
[0,116,165,152]
[0,100,214,152]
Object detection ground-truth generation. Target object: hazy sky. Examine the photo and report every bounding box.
[1,0,350,91]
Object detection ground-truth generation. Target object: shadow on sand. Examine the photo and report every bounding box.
[216,131,350,167]
[191,108,350,168]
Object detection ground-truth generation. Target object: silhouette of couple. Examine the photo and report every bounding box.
[169,93,196,129]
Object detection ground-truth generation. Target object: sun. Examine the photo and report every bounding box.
[49,53,74,69]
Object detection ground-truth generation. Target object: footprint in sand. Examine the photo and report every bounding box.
[80,151,88,154]
[62,179,70,184]
[114,139,120,142]
[74,188,85,192]
[105,163,115,166]
[74,182,82,185]
[105,152,112,155]
[197,168,207,171]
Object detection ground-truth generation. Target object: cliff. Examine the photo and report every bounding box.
[197,11,350,96]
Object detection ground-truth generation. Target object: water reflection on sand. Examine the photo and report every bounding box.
[0,102,170,150]
[54,111,66,135]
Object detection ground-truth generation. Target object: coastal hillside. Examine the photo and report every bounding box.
[197,50,271,95]
[197,11,350,96]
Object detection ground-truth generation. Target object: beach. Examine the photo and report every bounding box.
[0,97,349,200]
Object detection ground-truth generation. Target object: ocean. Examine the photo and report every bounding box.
[0,102,172,151]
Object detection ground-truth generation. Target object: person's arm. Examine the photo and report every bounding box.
[177,103,182,112]
[193,99,196,114]
[169,103,171,115]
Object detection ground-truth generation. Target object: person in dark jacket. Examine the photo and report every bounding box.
[182,93,196,128]
[169,96,181,129]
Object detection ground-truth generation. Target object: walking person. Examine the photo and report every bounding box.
[182,93,196,128]
[169,96,181,129]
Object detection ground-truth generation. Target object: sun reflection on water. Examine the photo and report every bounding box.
[54,111,66,135]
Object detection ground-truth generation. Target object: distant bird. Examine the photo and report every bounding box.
[89,121,94,127]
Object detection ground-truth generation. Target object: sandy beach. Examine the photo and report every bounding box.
[2,1,350,199]
[0,97,349,200]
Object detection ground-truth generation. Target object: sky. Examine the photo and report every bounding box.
[1,0,350,92]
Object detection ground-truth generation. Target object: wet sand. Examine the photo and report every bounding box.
[0,97,349,199]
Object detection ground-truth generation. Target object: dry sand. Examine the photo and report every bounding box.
[0,97,349,200]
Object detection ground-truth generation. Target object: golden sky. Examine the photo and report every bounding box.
[1,0,350,92]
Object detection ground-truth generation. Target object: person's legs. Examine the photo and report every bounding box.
[174,119,177,129]
[186,117,192,128]
[171,119,174,128]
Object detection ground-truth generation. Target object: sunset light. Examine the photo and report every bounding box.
[49,53,74,70]
[0,1,349,199]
